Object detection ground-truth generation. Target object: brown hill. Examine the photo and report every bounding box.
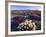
[11,10,41,16]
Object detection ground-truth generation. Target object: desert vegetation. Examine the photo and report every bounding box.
[11,10,41,31]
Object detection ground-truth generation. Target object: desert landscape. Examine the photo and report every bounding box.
[11,10,41,31]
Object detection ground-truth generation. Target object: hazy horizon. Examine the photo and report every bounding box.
[11,5,41,11]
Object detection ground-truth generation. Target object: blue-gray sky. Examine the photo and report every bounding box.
[11,5,41,10]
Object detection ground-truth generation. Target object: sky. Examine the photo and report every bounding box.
[11,5,41,10]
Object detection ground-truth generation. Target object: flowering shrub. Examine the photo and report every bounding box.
[17,19,36,31]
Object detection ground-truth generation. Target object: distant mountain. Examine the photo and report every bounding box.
[11,10,41,16]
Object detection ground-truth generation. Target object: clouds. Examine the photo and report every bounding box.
[11,5,41,10]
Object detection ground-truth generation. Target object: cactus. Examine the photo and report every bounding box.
[17,19,36,31]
